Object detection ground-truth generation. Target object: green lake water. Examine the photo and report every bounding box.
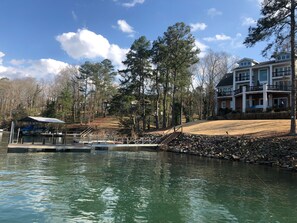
[1,132,297,223]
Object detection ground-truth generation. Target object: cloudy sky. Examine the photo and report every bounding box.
[0,0,265,80]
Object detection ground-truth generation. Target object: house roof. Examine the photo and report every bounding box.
[237,57,259,64]
[18,116,65,124]
[217,73,233,87]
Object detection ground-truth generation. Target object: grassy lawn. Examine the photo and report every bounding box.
[181,119,291,137]
[79,117,293,137]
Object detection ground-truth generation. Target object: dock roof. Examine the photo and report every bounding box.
[19,116,65,124]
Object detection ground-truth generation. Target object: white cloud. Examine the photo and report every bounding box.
[190,22,207,32]
[242,17,256,26]
[56,29,128,68]
[195,40,208,58]
[10,59,26,66]
[108,44,129,68]
[207,8,222,17]
[203,34,231,42]
[0,54,69,80]
[123,0,145,8]
[117,20,135,34]
[0,52,8,73]
[0,51,5,64]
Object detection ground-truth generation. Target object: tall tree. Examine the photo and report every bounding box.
[161,22,199,126]
[77,62,95,123]
[152,37,171,128]
[119,36,152,133]
[91,59,117,118]
[244,0,297,135]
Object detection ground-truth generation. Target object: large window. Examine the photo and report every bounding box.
[259,69,268,83]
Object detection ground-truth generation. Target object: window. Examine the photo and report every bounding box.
[236,71,249,81]
[239,60,252,67]
[273,98,288,108]
[277,53,290,61]
[259,69,268,82]
[221,101,226,109]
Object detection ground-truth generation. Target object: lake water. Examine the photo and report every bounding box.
[1,132,297,223]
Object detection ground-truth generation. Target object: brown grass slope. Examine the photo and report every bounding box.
[181,120,291,137]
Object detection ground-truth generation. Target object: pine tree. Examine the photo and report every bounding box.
[119,36,152,133]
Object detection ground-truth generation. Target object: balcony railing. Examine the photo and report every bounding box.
[233,85,291,95]
[272,70,291,77]
[247,86,263,91]
[218,91,232,96]
[234,88,242,95]
[267,85,291,91]
[235,75,250,82]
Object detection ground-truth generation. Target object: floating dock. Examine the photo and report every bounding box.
[7,143,92,153]
[7,143,159,153]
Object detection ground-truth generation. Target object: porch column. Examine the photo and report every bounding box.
[215,90,218,115]
[249,68,253,86]
[263,83,268,112]
[232,71,236,111]
[232,92,236,111]
[242,86,246,113]
[269,65,273,85]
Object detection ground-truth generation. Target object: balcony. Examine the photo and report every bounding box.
[267,85,291,91]
[218,90,232,97]
[234,88,242,95]
[235,75,250,82]
[272,70,291,77]
[247,86,263,91]
[233,85,291,95]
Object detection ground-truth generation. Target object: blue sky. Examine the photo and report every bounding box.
[0,0,266,80]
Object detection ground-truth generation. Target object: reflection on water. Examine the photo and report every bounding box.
[0,151,297,222]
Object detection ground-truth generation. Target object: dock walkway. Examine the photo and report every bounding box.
[7,142,159,153]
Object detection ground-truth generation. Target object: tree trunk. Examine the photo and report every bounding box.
[155,93,160,129]
[290,0,296,135]
[142,84,146,132]
[162,72,169,128]
[171,71,177,127]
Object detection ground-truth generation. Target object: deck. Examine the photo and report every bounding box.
[7,142,159,153]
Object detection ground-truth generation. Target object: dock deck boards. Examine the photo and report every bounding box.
[7,144,92,153]
[7,143,159,153]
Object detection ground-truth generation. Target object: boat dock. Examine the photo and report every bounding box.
[6,119,183,153]
[7,143,159,153]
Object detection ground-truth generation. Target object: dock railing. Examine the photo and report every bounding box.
[157,125,183,147]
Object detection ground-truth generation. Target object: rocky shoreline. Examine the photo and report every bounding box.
[165,133,297,171]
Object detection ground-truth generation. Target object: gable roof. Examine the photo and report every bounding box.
[237,58,259,64]
[18,116,65,124]
[217,73,233,87]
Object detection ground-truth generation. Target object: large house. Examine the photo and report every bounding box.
[216,52,292,114]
